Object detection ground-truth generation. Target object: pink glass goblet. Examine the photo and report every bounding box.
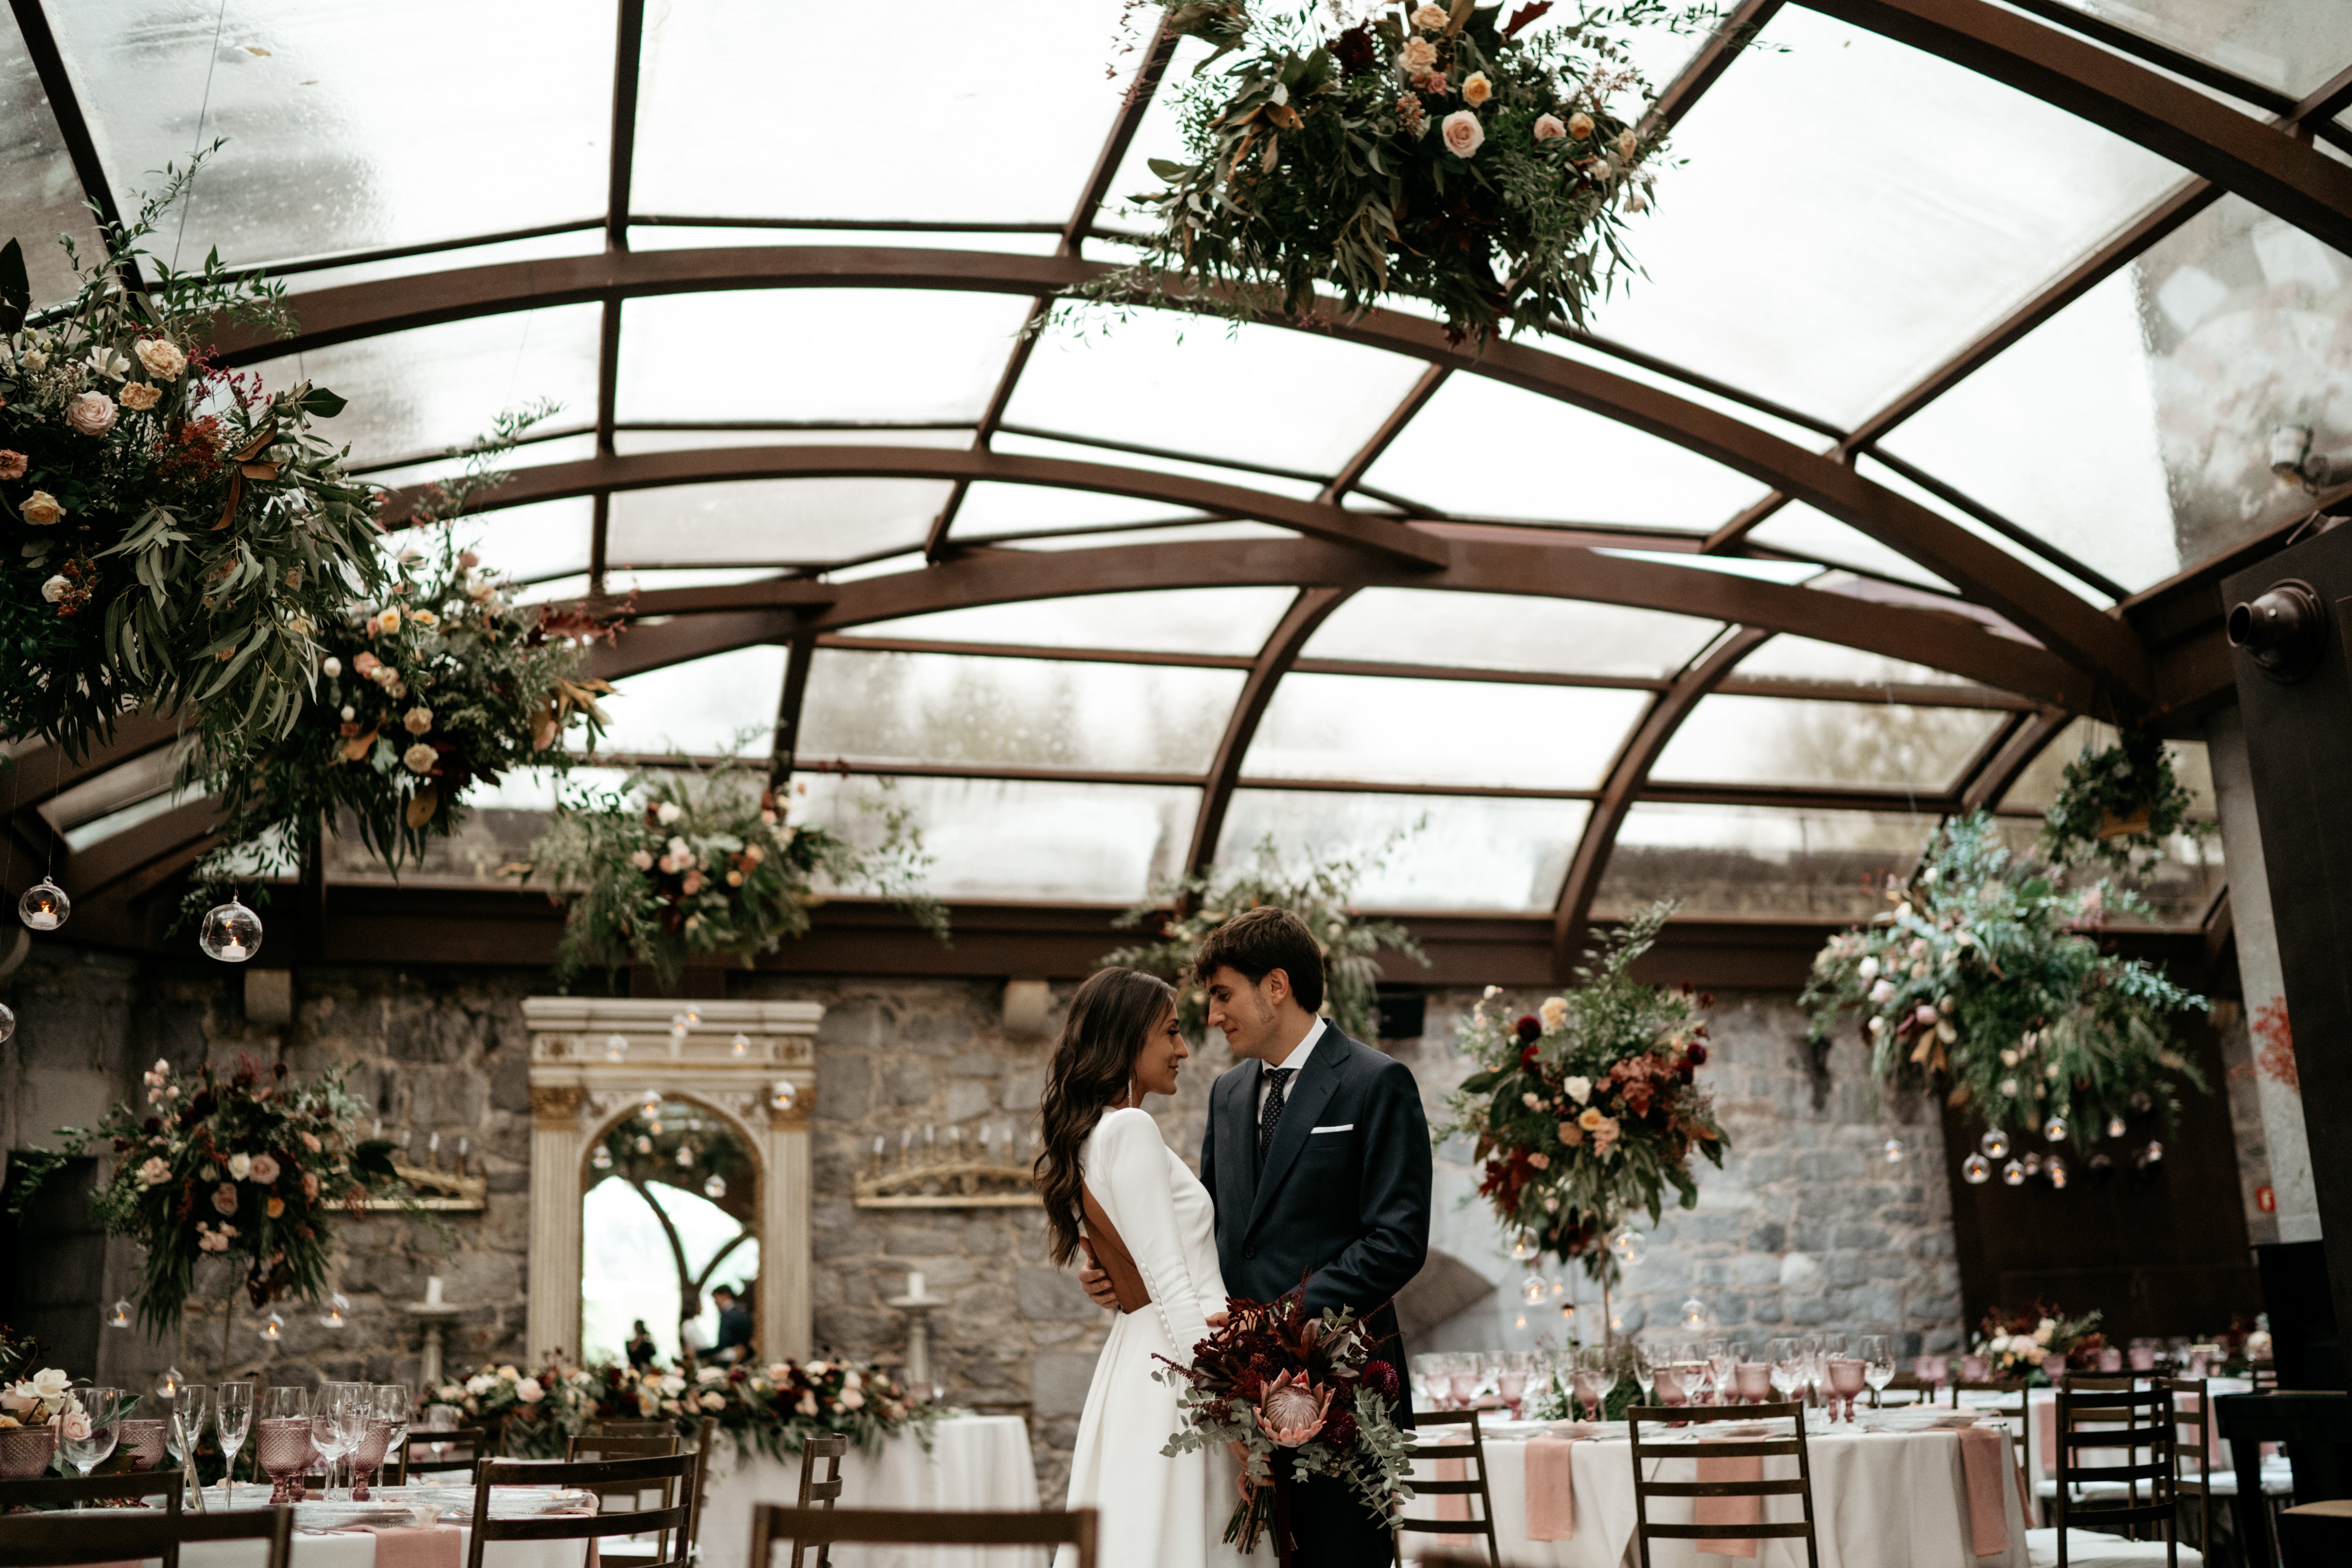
[2096,1347,2123,1373]
[349,1419,392,1501]
[1654,1366,1687,1408]
[1828,1359,1866,1422]
[2128,1346,2156,1373]
[1735,1362,1772,1404]
[1960,1355,1990,1382]
[1570,1368,1604,1423]
[116,1419,168,1472]
[1496,1370,1526,1421]
[255,1417,316,1504]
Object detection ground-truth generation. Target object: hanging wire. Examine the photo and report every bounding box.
[171,0,234,273]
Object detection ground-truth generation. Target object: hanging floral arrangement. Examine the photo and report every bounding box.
[1076,0,1710,344]
[5,1055,400,1338]
[1438,903,1728,1289]
[1101,830,1427,1044]
[0,150,386,760]
[1802,812,2208,1146]
[512,754,945,987]
[2040,726,2213,872]
[184,408,616,909]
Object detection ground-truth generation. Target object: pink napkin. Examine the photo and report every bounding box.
[1694,1442,1762,1559]
[1434,1455,1469,1522]
[360,1525,464,1568]
[2037,1399,2056,1476]
[1525,1435,1576,1541]
[1956,1424,2011,1559]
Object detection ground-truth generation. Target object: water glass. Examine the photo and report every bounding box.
[1705,1340,1735,1406]
[1630,1344,1655,1406]
[1446,1353,1483,1412]
[1496,1353,1529,1420]
[1768,1338,1801,1402]
[216,1383,254,1501]
[424,1402,461,1464]
[1828,1359,1867,1422]
[312,1384,362,1499]
[1734,1361,1772,1403]
[374,1384,412,1486]
[1860,1335,1895,1406]
[1409,1354,1445,1411]
[165,1384,210,1464]
[61,1387,122,1477]
[257,1388,313,1504]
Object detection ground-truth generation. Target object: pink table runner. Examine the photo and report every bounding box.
[1524,1435,1576,1541]
[1955,1425,2013,1559]
[1694,1442,1762,1560]
[359,1524,464,1568]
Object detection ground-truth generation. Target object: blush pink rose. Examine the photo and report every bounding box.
[60,1412,91,1442]
[138,1156,170,1187]
[64,391,117,436]
[212,1182,239,1216]
[0,450,25,480]
[1533,113,1566,141]
[248,1153,280,1185]
[1440,110,1484,159]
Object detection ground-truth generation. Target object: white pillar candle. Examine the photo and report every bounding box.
[426,1276,446,1307]
[907,1271,926,1301]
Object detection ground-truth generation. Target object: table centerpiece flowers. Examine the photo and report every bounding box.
[1077,0,1710,345]
[1439,902,1728,1302]
[1975,1301,2104,1382]
[6,1055,400,1341]
[432,1362,570,1458]
[568,1358,937,1459]
[1157,1287,1414,1555]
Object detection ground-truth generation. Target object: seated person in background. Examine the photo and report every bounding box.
[711,1284,754,1365]
[625,1319,658,1370]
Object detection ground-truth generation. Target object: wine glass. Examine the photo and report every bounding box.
[61,1388,123,1477]
[373,1385,411,1489]
[1768,1338,1801,1404]
[118,1392,170,1472]
[257,1387,314,1504]
[1828,1356,1866,1423]
[1409,1354,1445,1413]
[1447,1353,1482,1412]
[165,1383,210,1467]
[1860,1336,1895,1409]
[1629,1342,1655,1408]
[311,1384,360,1500]
[1705,1339,1735,1407]
[216,1383,253,1504]
[1496,1352,1529,1420]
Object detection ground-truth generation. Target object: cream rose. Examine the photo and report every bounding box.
[119,382,161,411]
[1411,2,1448,28]
[135,338,188,379]
[403,707,434,734]
[27,1369,70,1404]
[1617,128,1638,160]
[65,391,117,436]
[1439,110,1484,158]
[1400,35,1437,75]
[1567,110,1594,140]
[1532,113,1566,140]
[227,1152,253,1181]
[1563,1075,1592,1104]
[516,1378,545,1404]
[321,656,343,678]
[376,607,402,634]
[39,574,68,604]
[19,490,62,526]
[1461,72,1492,106]
[402,742,438,774]
[248,1153,280,1184]
[139,1156,171,1187]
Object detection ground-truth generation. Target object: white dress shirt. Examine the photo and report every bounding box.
[1255,1015,1328,1123]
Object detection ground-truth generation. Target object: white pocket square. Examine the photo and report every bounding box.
[1310,1123,1354,1134]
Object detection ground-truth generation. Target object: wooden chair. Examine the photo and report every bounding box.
[685,1415,719,1559]
[1953,1379,2034,1490]
[2163,1377,2214,1563]
[785,1434,848,1568]
[465,1454,695,1568]
[0,1465,186,1509]
[587,1419,678,1438]
[405,1423,494,1476]
[0,1500,292,1568]
[2047,1384,2183,1566]
[749,1505,1097,1568]
[562,1431,684,1564]
[1393,1407,1503,1568]
[1628,1400,1820,1568]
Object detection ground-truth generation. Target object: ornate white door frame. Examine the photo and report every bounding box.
[523,997,823,1365]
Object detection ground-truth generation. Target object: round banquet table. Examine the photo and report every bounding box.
[694,1413,1043,1568]
[176,1524,592,1568]
[1401,1421,2030,1568]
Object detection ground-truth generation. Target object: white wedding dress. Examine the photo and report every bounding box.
[1057,1107,1253,1568]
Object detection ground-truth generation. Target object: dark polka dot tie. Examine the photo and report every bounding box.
[1259,1068,1295,1163]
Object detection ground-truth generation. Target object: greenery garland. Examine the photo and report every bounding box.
[1078,0,1711,344]
[514,755,944,988]
[1438,903,1727,1288]
[1802,813,2208,1142]
[1101,831,1427,1044]
[2041,727,2213,872]
[184,409,614,910]
[0,149,386,759]
[6,1055,399,1336]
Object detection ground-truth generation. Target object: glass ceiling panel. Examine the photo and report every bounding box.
[1216,791,1587,913]
[242,306,599,470]
[1651,695,2007,791]
[856,588,1297,657]
[594,646,789,757]
[798,650,1241,775]
[1733,635,1972,689]
[1302,589,1722,679]
[1007,306,1429,475]
[38,747,177,835]
[427,496,595,585]
[518,567,783,604]
[604,479,950,568]
[633,0,1128,224]
[1854,453,2119,606]
[1363,373,1770,528]
[2043,0,2352,98]
[1883,195,2352,589]
[951,482,1205,537]
[1585,7,2186,426]
[627,225,1063,257]
[1245,675,1646,789]
[799,774,1196,905]
[613,428,976,457]
[1743,502,1956,593]
[990,431,1327,502]
[0,21,103,306]
[619,291,1030,425]
[1999,720,2216,814]
[51,1,610,266]
[1597,803,1937,922]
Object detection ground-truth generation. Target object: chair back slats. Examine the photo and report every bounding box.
[749,1505,1097,1568]
[589,1419,677,1437]
[789,1433,849,1568]
[465,1452,698,1568]
[0,1466,186,1509]
[405,1424,494,1475]
[1628,1401,1822,1568]
[1394,1408,1503,1568]
[2053,1378,2181,1568]
[686,1415,720,1556]
[0,1498,292,1568]
[2163,1376,2214,1562]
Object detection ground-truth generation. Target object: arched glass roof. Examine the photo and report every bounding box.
[12,0,2326,959]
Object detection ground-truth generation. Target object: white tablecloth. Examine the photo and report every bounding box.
[176,1525,585,1568]
[1402,1426,2029,1568]
[695,1415,1042,1568]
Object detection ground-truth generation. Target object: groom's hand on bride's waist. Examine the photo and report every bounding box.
[1077,1258,1121,1310]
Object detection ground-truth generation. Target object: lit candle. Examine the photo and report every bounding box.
[426,1276,445,1307]
[428,1131,440,1156]
[907,1271,926,1301]
[372,1119,382,1138]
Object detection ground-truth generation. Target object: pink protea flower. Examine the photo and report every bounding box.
[1254,1370,1334,1447]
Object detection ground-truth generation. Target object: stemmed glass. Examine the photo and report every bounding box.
[61,1388,123,1477]
[257,1388,314,1504]
[423,1402,461,1465]
[1705,1339,1735,1408]
[1768,1338,1802,1406]
[1496,1353,1529,1421]
[1828,1357,1866,1422]
[164,1384,210,1466]
[1409,1354,1445,1413]
[1571,1347,1608,1423]
[1629,1342,1655,1409]
[1860,1336,1895,1410]
[311,1384,361,1499]
[373,1385,411,1490]
[1446,1353,1482,1413]
[216,1383,253,1505]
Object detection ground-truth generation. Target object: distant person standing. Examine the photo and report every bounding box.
[626,1319,658,1370]
[711,1285,754,1364]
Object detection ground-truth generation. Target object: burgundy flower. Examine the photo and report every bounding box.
[1255,1371,1335,1447]
[1333,22,1376,76]
[1363,1360,1401,1403]
[1323,1409,1360,1450]
[272,1062,288,1079]
[1516,1016,1542,1043]
[1686,1043,1708,1067]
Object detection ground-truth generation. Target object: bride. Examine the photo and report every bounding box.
[1035,967,1249,1568]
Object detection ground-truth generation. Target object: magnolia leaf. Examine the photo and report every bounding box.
[405,788,439,829]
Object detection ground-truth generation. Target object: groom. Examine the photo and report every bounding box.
[1081,905,1432,1566]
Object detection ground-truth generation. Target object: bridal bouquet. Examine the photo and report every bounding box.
[1084,0,1707,343]
[7,1055,400,1334]
[1156,1289,1414,1554]
[1441,902,1727,1286]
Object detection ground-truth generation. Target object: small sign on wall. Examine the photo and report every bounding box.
[2257,1184,2277,1213]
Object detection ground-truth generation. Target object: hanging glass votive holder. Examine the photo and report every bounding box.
[18,876,69,932]
[198,896,263,962]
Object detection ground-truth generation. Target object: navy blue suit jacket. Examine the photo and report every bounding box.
[1199,1026,1432,1392]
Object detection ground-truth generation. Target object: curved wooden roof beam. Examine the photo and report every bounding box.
[215,246,2148,702]
[1184,588,1353,881]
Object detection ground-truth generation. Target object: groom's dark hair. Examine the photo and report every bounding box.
[1192,905,1325,1015]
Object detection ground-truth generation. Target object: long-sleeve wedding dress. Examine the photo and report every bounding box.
[1057,1107,1252,1568]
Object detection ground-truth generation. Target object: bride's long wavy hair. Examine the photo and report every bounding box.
[1033,966,1177,1267]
